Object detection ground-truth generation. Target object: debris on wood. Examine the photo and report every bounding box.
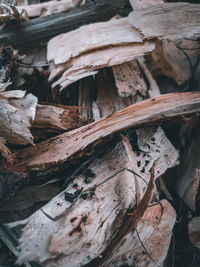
[0,1,200,267]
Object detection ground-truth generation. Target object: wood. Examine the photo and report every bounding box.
[128,3,200,40]
[16,139,176,266]
[16,92,200,171]
[151,39,191,85]
[48,3,200,90]
[188,217,200,249]
[176,128,200,211]
[0,0,131,47]
[50,41,155,90]
[129,0,163,9]
[92,68,137,120]
[0,137,13,164]
[112,59,148,97]
[0,93,37,145]
[19,0,82,18]
[33,104,89,132]
[112,0,161,99]
[47,17,143,65]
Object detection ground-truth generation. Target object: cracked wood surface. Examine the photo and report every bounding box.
[16,92,200,171]
[16,139,176,266]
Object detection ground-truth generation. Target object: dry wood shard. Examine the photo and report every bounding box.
[34,104,89,133]
[17,92,200,171]
[128,3,200,40]
[176,128,200,211]
[47,3,200,90]
[47,17,143,65]
[16,139,176,266]
[0,92,37,145]
[19,0,82,18]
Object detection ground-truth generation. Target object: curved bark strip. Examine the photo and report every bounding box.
[17,92,200,171]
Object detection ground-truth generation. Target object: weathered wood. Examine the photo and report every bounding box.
[0,0,131,47]
[0,92,37,145]
[151,39,191,85]
[188,217,200,249]
[92,68,137,120]
[48,3,200,90]
[16,139,176,266]
[112,59,148,98]
[129,0,163,9]
[176,128,200,211]
[16,92,200,171]
[33,104,89,132]
[19,0,82,18]
[50,41,155,90]
[47,17,143,65]
[128,3,200,40]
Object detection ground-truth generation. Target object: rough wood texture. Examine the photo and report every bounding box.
[0,137,13,163]
[48,3,200,90]
[112,0,161,99]
[176,128,200,211]
[112,57,160,98]
[151,39,190,85]
[47,17,143,65]
[188,217,200,249]
[0,0,131,47]
[34,104,89,132]
[19,0,82,17]
[92,68,137,120]
[16,139,176,266]
[129,0,163,9]
[16,92,200,171]
[0,92,37,145]
[50,41,155,90]
[112,59,148,97]
[128,3,200,40]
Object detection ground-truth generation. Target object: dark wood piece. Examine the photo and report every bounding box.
[0,0,131,47]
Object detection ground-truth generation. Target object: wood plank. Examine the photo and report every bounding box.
[17,92,200,171]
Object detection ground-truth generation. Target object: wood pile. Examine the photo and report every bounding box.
[0,0,200,266]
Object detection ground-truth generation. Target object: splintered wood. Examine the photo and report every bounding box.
[17,92,200,171]
[16,140,176,267]
[1,1,200,267]
[47,3,200,91]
